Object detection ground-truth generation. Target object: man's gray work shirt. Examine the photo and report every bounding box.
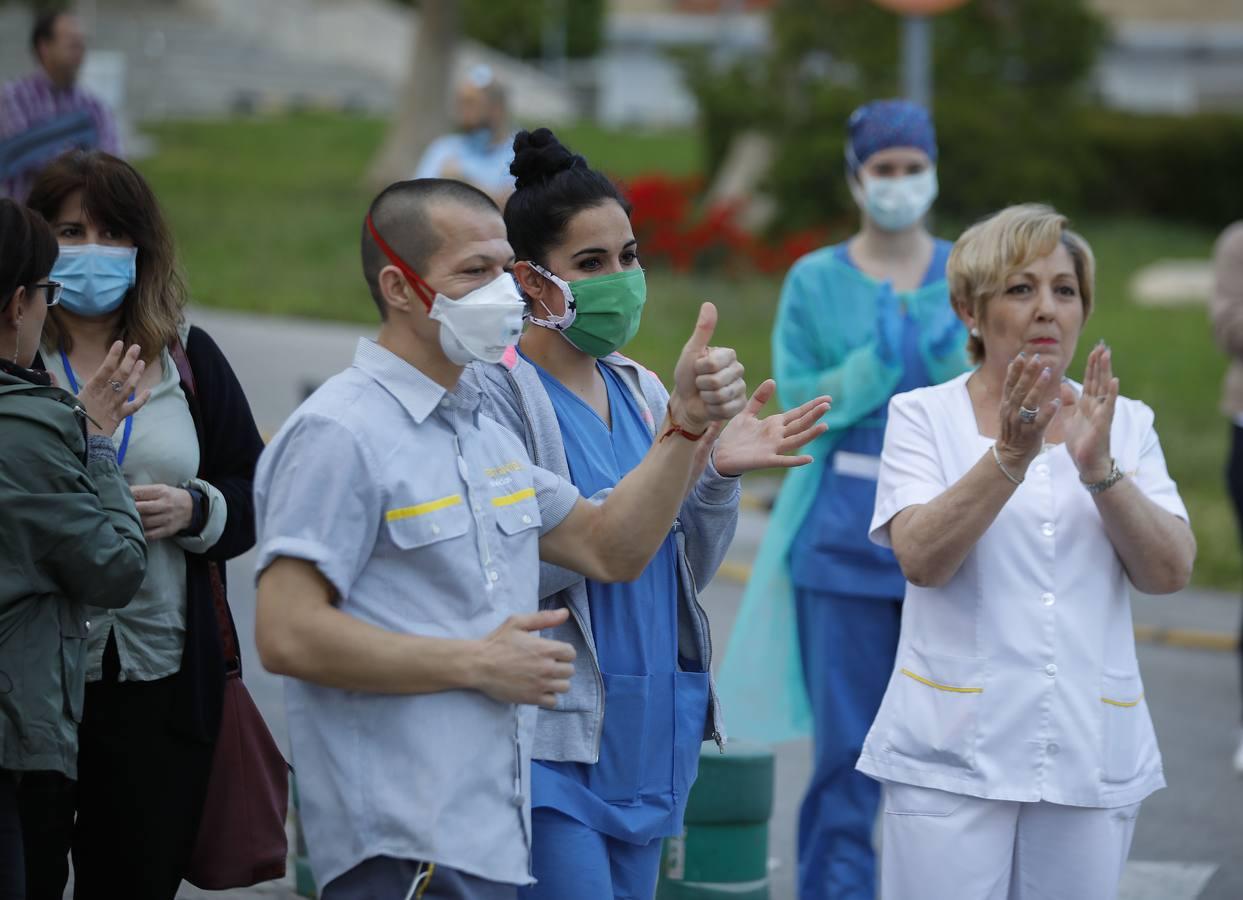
[253,339,581,890]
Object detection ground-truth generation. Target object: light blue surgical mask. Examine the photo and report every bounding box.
[52,244,137,317]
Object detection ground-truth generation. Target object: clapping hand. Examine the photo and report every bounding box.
[78,341,151,437]
[994,352,1062,474]
[1062,342,1118,483]
[713,379,831,476]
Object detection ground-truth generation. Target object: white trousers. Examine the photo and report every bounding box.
[880,782,1141,900]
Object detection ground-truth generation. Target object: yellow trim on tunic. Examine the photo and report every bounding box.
[899,668,983,694]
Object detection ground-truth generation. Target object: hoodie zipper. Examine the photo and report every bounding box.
[678,529,725,753]
[506,367,607,761]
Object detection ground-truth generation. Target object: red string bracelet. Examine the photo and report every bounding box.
[659,420,708,443]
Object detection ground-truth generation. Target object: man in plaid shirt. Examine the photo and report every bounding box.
[0,10,120,201]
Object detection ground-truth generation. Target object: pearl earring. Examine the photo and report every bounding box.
[969,327,980,338]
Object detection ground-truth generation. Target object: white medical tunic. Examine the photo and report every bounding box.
[858,373,1188,808]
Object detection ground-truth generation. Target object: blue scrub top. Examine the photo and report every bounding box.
[525,354,710,844]
[789,239,952,599]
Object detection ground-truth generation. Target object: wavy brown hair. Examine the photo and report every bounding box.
[27,150,187,361]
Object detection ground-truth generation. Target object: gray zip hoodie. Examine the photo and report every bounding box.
[463,348,738,763]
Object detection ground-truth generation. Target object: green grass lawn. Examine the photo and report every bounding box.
[137,113,1238,591]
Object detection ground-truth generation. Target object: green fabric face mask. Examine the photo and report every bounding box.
[528,265,647,358]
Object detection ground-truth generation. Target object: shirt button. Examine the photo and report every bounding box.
[512,793,527,807]
[1048,742,1060,755]
[1041,592,1055,606]
[522,514,532,525]
[1041,522,1055,537]
[1045,664,1058,677]
[1035,464,1050,477]
[430,524,441,535]
[489,570,499,582]
[440,398,451,408]
[84,620,91,630]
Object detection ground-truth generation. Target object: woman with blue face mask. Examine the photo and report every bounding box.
[24,150,265,900]
[465,128,829,900]
[716,99,970,900]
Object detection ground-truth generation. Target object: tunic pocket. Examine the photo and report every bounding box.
[1100,670,1146,784]
[672,671,711,801]
[884,646,984,771]
[587,673,651,806]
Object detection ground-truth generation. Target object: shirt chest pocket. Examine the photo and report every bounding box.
[490,487,542,539]
[383,494,472,550]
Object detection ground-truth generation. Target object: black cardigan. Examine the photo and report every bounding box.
[173,325,265,742]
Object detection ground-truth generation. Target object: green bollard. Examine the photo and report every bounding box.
[657,742,775,900]
[290,775,318,898]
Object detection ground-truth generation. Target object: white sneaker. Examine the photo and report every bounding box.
[1233,729,1243,776]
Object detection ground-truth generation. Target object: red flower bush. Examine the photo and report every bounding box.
[619,173,829,275]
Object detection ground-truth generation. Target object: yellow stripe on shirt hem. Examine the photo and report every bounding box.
[1101,695,1143,708]
[492,488,536,507]
[385,494,463,521]
[899,668,983,694]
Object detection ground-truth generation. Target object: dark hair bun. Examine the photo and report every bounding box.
[510,128,583,190]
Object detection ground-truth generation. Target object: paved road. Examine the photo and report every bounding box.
[177,309,1242,899]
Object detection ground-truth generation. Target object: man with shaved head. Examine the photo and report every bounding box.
[253,178,749,899]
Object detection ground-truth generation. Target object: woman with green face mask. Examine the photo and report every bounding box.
[466,128,829,899]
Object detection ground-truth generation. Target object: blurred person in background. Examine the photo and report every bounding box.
[0,198,147,900]
[26,150,264,900]
[1209,219,1243,775]
[861,204,1193,900]
[0,10,120,201]
[467,127,829,900]
[718,99,968,900]
[414,64,517,207]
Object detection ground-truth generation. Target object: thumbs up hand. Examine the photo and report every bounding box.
[671,302,747,432]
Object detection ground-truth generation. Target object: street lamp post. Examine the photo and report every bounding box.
[869,0,972,109]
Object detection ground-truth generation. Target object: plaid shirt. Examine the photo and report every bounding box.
[0,70,120,200]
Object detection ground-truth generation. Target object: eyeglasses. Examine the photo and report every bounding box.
[34,281,62,307]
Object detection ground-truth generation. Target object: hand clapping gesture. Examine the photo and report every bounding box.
[1062,341,1118,483]
[994,352,1061,476]
[713,379,831,476]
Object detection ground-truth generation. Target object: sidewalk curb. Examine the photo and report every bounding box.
[714,562,1239,654]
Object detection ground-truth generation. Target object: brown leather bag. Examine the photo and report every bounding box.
[170,337,289,889]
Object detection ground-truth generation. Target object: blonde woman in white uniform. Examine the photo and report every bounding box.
[858,204,1196,900]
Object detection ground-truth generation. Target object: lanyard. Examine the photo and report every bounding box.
[59,348,134,467]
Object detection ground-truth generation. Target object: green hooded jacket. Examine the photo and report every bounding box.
[0,368,146,778]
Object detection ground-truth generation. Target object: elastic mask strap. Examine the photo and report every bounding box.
[366,214,438,311]
[524,263,576,331]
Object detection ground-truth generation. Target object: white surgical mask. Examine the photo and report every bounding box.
[852,168,939,232]
[428,272,525,366]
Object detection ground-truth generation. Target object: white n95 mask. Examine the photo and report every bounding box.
[428,273,525,366]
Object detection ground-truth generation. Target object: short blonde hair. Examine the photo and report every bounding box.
[948,203,1094,364]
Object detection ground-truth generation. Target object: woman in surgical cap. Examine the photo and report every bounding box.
[718,98,969,900]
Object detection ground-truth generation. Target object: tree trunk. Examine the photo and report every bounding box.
[365,0,459,189]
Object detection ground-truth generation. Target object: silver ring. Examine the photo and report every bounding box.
[109,380,123,393]
[1018,405,1039,423]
